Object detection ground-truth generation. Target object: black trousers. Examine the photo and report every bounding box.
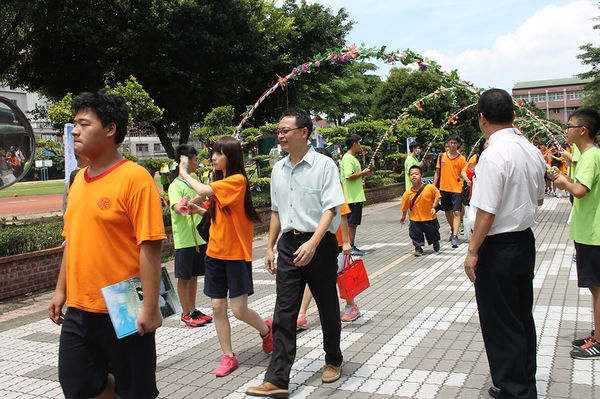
[409,219,440,247]
[265,232,342,389]
[475,228,537,399]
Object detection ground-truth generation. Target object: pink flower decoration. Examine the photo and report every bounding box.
[293,67,299,75]
[341,54,348,62]
[315,61,321,67]
[302,64,309,73]
[419,63,427,71]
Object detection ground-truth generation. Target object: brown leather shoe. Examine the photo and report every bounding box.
[322,364,342,383]
[246,381,289,398]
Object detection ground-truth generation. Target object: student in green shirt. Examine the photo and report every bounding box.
[550,108,600,359]
[168,145,213,328]
[340,134,371,256]
[404,141,424,191]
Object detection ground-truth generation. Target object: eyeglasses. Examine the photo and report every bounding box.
[277,127,303,135]
[565,125,584,130]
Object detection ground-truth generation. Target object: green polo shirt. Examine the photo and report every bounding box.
[404,155,419,189]
[569,146,600,246]
[340,152,366,204]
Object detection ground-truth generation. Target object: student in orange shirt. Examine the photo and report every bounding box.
[433,134,466,248]
[297,148,359,328]
[178,136,273,377]
[49,90,166,399]
[401,165,442,256]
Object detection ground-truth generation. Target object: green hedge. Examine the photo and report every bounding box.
[0,219,65,257]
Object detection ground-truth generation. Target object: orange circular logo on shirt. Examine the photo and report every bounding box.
[98,197,112,210]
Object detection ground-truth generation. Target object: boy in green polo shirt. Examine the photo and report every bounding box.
[341,134,371,256]
[550,108,600,359]
[168,145,212,327]
[404,141,424,191]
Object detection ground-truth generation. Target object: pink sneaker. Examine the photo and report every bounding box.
[341,305,361,322]
[215,353,238,377]
[297,313,308,330]
[262,319,273,354]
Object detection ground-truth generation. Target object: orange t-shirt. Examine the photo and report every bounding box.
[463,154,477,174]
[335,200,351,247]
[207,174,254,262]
[401,184,441,222]
[63,160,167,313]
[436,152,466,193]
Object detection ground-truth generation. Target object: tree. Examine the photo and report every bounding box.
[578,10,600,109]
[299,62,381,125]
[1,0,354,159]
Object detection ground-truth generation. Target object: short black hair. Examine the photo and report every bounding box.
[569,108,600,139]
[175,144,198,160]
[315,147,334,160]
[409,165,423,175]
[280,109,312,137]
[345,134,361,149]
[477,88,514,125]
[446,134,462,144]
[409,141,421,152]
[73,89,129,144]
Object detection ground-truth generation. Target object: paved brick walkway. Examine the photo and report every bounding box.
[0,196,597,398]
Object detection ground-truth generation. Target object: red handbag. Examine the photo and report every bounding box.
[337,256,370,300]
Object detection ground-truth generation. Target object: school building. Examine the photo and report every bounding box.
[512,77,593,123]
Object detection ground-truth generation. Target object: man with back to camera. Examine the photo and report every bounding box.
[246,109,345,398]
[464,88,545,399]
[48,89,166,399]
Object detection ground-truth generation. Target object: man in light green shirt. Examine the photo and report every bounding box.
[340,134,371,256]
[168,144,212,328]
[404,141,424,190]
[550,108,600,359]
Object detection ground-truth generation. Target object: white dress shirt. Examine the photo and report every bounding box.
[470,128,546,236]
[271,146,345,234]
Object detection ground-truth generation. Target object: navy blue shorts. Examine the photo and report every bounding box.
[347,202,363,227]
[174,244,206,279]
[203,256,254,298]
[439,191,462,212]
[575,242,600,287]
[59,307,158,399]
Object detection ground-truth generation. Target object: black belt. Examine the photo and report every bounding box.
[284,229,311,235]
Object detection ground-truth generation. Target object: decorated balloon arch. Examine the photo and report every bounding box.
[232,44,566,166]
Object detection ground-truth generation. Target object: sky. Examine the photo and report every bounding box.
[279,0,600,92]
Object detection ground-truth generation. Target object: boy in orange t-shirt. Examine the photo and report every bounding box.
[48,90,166,399]
[401,165,442,256]
[433,134,466,248]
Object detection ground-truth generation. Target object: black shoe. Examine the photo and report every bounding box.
[570,337,600,359]
[488,386,500,398]
[433,241,440,252]
[414,247,424,257]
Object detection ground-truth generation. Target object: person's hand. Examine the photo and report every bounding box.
[48,291,66,325]
[430,207,436,218]
[265,248,277,275]
[418,161,424,168]
[293,239,318,267]
[400,215,406,225]
[179,155,189,171]
[464,250,478,283]
[561,150,573,162]
[137,305,162,336]
[190,195,205,206]
[466,179,471,187]
[547,166,562,181]
[342,242,352,256]
[553,174,568,190]
[362,168,372,176]
[188,203,205,215]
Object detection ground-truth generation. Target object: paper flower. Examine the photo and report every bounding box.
[302,63,309,73]
[293,67,299,75]
[315,61,321,67]
[419,63,427,71]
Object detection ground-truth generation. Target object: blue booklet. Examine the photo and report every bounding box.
[101,267,182,339]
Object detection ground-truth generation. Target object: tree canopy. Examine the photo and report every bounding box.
[1,0,354,158]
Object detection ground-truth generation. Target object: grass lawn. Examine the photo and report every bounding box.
[0,173,165,198]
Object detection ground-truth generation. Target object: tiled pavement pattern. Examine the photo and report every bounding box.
[0,196,598,398]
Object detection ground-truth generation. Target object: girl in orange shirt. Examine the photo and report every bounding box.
[179,136,272,377]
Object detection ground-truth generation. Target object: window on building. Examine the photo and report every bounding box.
[567,107,579,113]
[567,91,583,100]
[154,143,163,152]
[550,108,563,114]
[531,93,546,103]
[136,144,149,152]
[555,92,564,101]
